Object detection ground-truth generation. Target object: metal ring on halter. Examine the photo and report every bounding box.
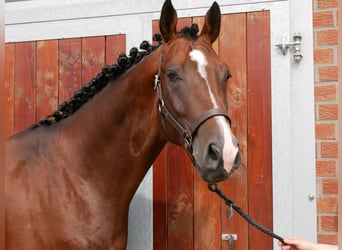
[158,99,165,112]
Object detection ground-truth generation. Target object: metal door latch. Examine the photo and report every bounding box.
[276,33,303,62]
[222,234,238,250]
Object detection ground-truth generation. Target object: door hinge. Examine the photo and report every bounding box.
[276,33,303,62]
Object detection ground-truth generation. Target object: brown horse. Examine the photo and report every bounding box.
[5,0,241,249]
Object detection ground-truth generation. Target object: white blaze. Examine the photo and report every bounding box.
[189,49,238,172]
[189,49,208,79]
[218,116,239,173]
[189,49,218,108]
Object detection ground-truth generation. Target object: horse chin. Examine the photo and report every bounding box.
[192,160,229,184]
[201,172,229,184]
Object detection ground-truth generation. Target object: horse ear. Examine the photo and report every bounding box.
[159,0,178,43]
[201,1,221,43]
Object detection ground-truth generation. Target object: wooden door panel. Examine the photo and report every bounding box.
[167,144,194,250]
[192,15,222,250]
[220,12,248,250]
[81,36,105,83]
[152,20,167,250]
[36,40,59,122]
[247,11,272,250]
[14,42,36,133]
[105,35,126,65]
[153,146,168,250]
[58,38,82,102]
[166,18,195,250]
[5,43,15,138]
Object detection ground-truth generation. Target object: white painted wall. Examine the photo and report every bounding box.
[5,1,316,249]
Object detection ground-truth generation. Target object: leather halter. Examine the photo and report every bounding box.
[154,50,232,152]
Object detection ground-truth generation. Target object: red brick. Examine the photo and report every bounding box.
[319,215,338,231]
[316,160,336,176]
[314,84,336,101]
[318,104,338,120]
[322,179,338,195]
[317,0,338,9]
[320,142,338,158]
[318,66,338,81]
[314,48,334,64]
[317,234,338,245]
[315,123,335,139]
[316,196,338,213]
[313,11,334,27]
[316,29,338,45]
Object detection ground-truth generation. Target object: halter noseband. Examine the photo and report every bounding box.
[154,50,232,152]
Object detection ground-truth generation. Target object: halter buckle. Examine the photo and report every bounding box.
[154,75,160,90]
[184,132,193,150]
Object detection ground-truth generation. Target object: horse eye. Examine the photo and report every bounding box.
[166,70,179,81]
[226,70,232,80]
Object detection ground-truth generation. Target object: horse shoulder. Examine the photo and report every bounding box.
[5,130,113,248]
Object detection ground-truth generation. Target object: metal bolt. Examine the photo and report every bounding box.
[308,194,315,201]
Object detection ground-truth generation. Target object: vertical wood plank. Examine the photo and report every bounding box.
[219,12,248,250]
[152,19,168,250]
[58,38,82,103]
[192,15,221,250]
[14,42,36,132]
[81,36,105,84]
[247,11,273,250]
[167,144,193,250]
[153,147,168,250]
[105,35,126,65]
[166,17,194,250]
[5,43,15,138]
[36,40,58,122]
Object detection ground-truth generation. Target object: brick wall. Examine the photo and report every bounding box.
[313,0,338,244]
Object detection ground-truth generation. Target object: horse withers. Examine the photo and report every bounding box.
[5,0,241,249]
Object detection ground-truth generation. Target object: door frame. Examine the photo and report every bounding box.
[5,0,316,249]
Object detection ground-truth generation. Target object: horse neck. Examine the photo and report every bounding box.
[57,48,166,203]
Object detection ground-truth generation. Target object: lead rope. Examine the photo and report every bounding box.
[208,183,287,245]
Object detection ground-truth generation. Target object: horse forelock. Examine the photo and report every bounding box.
[178,23,199,40]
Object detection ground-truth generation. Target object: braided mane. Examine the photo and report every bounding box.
[30,36,161,130]
[31,24,199,130]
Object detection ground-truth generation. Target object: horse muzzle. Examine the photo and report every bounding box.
[194,142,241,184]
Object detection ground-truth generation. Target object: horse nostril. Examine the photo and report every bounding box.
[208,143,220,162]
[234,151,241,167]
[232,136,239,148]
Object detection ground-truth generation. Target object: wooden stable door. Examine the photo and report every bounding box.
[153,11,272,250]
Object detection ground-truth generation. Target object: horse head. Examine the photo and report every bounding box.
[156,0,241,184]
